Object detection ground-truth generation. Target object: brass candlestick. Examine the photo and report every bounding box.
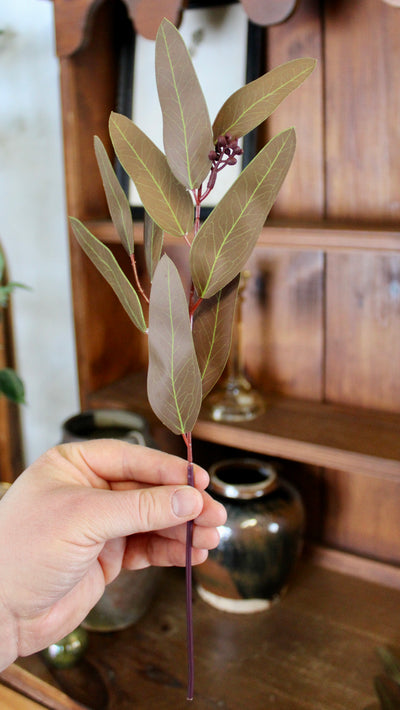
[204,271,265,422]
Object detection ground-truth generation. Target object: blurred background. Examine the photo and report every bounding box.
[0,0,78,465]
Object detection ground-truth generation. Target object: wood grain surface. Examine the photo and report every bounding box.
[19,563,400,709]
[0,664,89,710]
[0,684,44,710]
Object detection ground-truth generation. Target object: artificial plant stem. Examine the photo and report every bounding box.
[188,192,203,320]
[189,297,202,318]
[130,253,149,304]
[185,431,194,701]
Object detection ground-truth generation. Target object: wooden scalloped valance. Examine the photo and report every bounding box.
[51,0,298,57]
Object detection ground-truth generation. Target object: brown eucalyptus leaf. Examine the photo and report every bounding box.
[190,127,296,298]
[144,211,163,281]
[147,254,202,435]
[193,274,240,399]
[155,18,213,190]
[109,112,194,238]
[212,57,316,141]
[94,136,134,255]
[70,217,147,333]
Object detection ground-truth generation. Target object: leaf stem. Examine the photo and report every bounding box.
[188,190,204,319]
[189,296,202,318]
[184,430,195,701]
[130,253,149,304]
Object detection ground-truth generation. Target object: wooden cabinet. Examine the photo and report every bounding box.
[51,0,400,586]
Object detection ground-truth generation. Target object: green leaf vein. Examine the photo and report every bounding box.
[111,116,185,236]
[201,132,290,295]
[220,65,313,138]
[160,25,193,188]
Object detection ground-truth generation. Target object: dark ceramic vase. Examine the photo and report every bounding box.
[195,457,305,613]
[62,409,154,447]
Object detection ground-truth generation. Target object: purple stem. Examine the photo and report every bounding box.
[185,432,195,700]
[186,517,194,700]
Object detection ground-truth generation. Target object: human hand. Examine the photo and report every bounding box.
[0,440,226,669]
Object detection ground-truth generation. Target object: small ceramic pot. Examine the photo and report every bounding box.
[195,457,304,613]
[61,408,161,631]
[42,627,88,668]
[82,567,160,632]
[61,409,153,447]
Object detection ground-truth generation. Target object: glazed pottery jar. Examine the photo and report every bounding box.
[62,409,153,446]
[42,626,88,668]
[195,457,304,613]
[61,408,161,631]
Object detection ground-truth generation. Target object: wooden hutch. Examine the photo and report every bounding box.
[24,0,400,706]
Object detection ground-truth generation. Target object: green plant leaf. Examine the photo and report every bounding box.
[377,648,400,686]
[374,675,400,709]
[109,112,194,238]
[0,282,30,308]
[147,254,202,435]
[190,127,296,298]
[155,18,214,190]
[70,217,147,333]
[193,274,240,399]
[212,57,316,141]
[0,368,25,404]
[144,211,163,282]
[94,135,134,255]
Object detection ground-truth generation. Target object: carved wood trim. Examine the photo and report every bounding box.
[124,0,182,40]
[51,0,300,56]
[240,0,299,26]
[52,0,104,56]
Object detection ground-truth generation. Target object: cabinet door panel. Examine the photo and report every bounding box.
[326,252,400,412]
[244,249,324,399]
[267,0,324,219]
[325,0,400,222]
[322,468,400,564]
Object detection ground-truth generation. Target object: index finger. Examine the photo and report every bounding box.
[56,439,210,490]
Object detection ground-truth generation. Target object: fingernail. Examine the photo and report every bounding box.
[172,487,200,517]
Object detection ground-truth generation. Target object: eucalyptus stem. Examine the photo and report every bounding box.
[184,149,241,699]
[130,252,149,304]
[182,186,203,700]
[184,431,195,701]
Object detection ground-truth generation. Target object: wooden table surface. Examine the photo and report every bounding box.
[19,561,399,709]
[0,684,45,709]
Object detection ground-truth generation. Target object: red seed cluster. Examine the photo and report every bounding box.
[209,133,243,165]
[207,134,243,190]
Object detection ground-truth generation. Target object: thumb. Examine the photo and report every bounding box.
[82,485,204,542]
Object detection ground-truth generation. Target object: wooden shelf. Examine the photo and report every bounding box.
[84,218,400,253]
[87,371,400,481]
[19,562,400,708]
[57,0,400,596]
[195,397,400,481]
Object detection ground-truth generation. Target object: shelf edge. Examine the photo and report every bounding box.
[307,544,400,591]
[84,219,400,253]
[193,419,400,481]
